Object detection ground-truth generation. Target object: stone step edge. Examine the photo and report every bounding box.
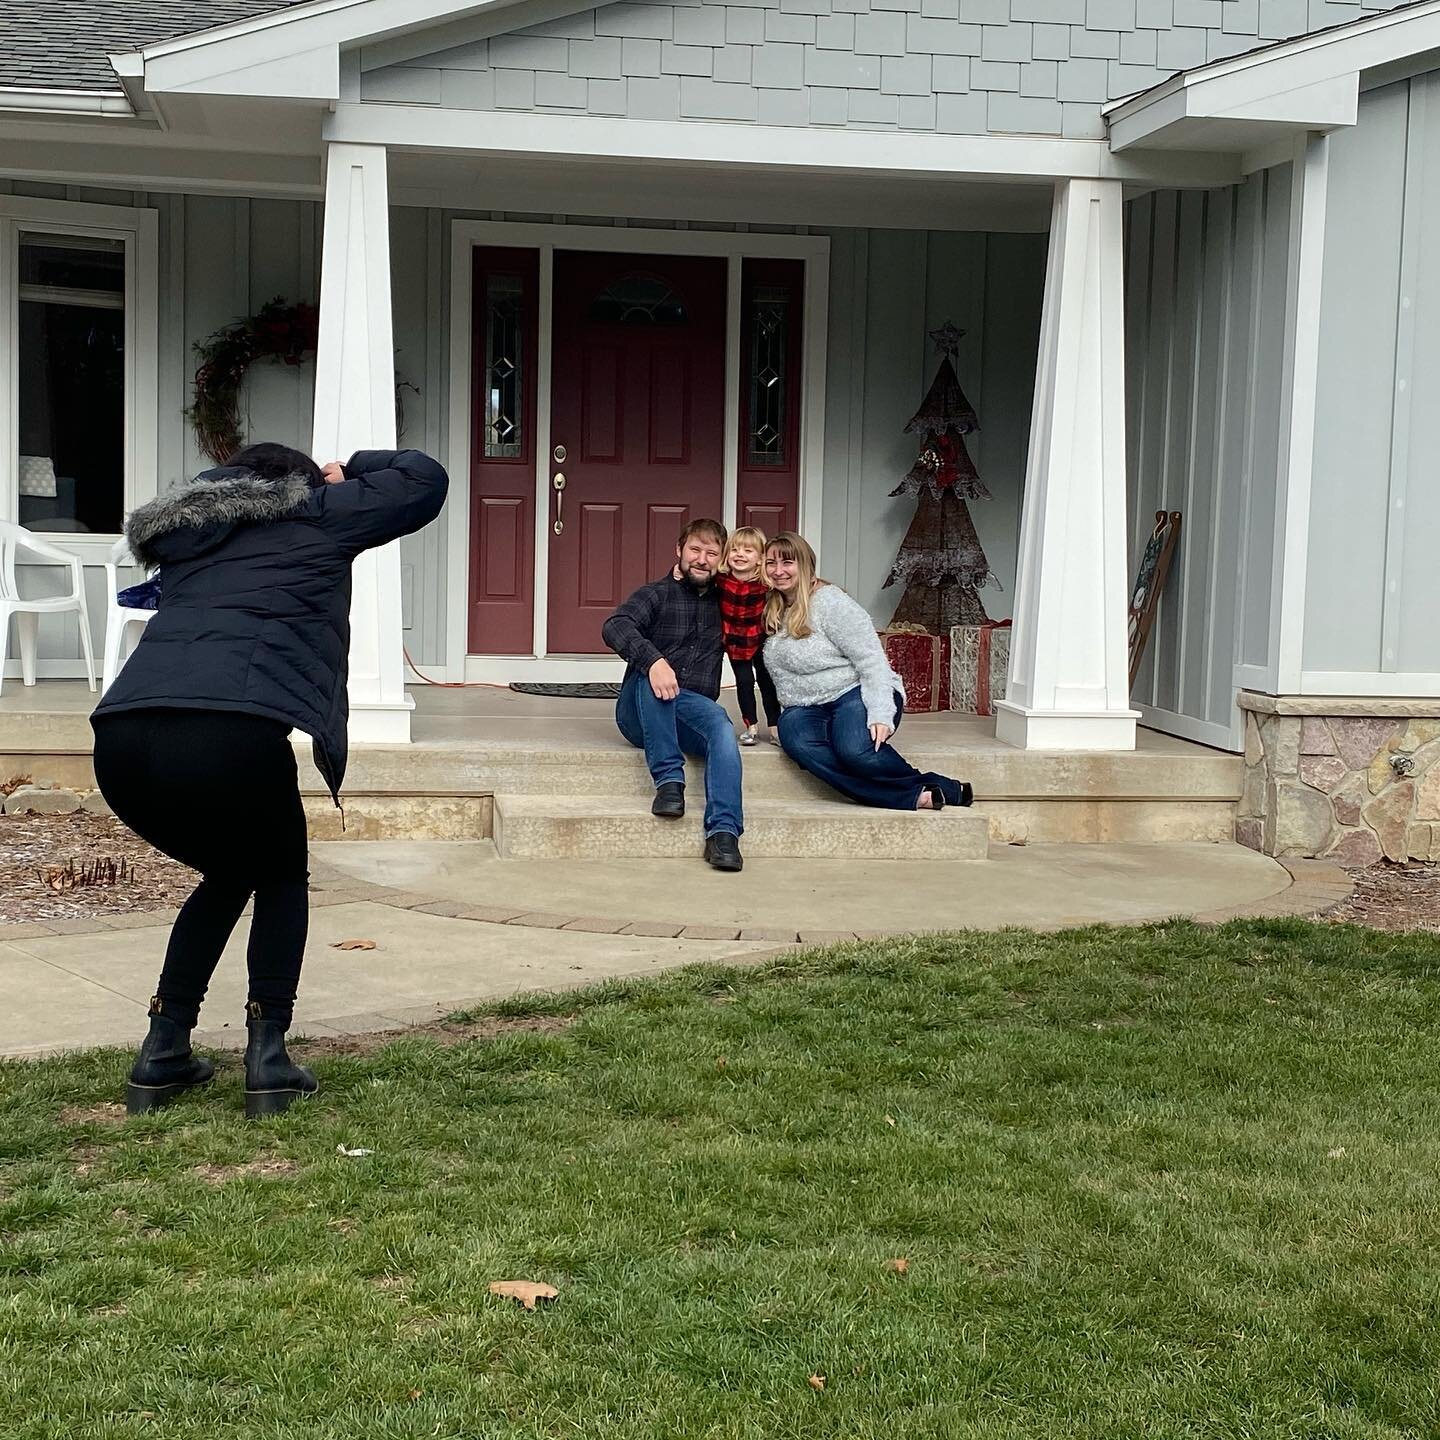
[0,857,1355,951]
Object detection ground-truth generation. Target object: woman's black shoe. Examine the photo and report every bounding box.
[125,1003,215,1114]
[243,1002,318,1118]
[922,784,946,811]
[703,832,744,872]
[652,782,686,819]
[931,776,975,808]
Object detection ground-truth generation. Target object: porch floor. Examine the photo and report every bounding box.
[0,678,1228,758]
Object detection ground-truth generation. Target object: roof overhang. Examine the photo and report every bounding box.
[110,0,604,104]
[1106,0,1440,152]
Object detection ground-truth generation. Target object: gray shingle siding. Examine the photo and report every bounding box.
[0,0,304,93]
[359,0,1411,135]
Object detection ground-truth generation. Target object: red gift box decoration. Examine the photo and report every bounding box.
[949,619,1012,716]
[879,625,951,712]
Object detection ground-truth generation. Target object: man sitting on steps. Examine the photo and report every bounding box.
[602,519,745,873]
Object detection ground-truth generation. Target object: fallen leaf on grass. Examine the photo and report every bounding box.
[336,1144,375,1158]
[1328,1146,1346,1159]
[808,1375,826,1392]
[331,939,377,951]
[406,1389,423,1403]
[885,1257,910,1275]
[883,1115,896,1128]
[488,1281,558,1311]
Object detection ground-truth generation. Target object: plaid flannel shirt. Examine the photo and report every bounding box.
[717,572,767,662]
[601,573,724,700]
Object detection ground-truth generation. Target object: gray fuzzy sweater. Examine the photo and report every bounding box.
[764,584,905,727]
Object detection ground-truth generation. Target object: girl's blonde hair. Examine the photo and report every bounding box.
[764,531,827,639]
[723,527,767,575]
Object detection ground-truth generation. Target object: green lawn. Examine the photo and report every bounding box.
[4,919,1440,1438]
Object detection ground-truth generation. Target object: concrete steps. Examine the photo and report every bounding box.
[0,687,1243,850]
[309,740,1239,845]
[492,794,991,861]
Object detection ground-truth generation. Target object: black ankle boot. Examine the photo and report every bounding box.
[243,1002,318,1119]
[126,1000,215,1114]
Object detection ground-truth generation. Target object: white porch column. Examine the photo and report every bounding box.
[994,177,1139,752]
[311,141,412,743]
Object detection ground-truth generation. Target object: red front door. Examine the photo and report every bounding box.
[546,251,727,654]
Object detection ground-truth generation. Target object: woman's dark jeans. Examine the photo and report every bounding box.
[777,686,938,810]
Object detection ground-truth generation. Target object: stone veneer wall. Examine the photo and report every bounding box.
[1236,693,1440,864]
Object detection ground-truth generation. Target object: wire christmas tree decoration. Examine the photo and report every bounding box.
[882,323,1001,633]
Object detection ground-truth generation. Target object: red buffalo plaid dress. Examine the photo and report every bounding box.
[717,572,766,662]
[718,572,781,731]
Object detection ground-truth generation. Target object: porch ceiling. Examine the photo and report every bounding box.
[388,148,1056,232]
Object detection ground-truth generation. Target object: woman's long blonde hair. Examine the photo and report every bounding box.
[764,531,827,639]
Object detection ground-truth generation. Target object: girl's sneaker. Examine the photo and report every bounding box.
[764,727,781,748]
[739,726,758,747]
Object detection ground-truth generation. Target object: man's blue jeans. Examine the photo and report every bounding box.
[778,685,933,810]
[616,672,744,838]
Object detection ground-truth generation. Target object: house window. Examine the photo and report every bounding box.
[484,273,525,459]
[1,197,157,539]
[17,234,126,533]
[589,274,687,326]
[745,283,791,469]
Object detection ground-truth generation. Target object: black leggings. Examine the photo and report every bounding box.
[732,650,781,728]
[92,709,310,1031]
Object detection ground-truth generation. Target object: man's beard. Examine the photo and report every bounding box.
[680,564,713,588]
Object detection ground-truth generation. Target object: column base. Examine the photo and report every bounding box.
[348,693,416,745]
[994,700,1139,751]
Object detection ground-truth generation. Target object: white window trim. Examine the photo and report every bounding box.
[445,219,829,680]
[0,194,159,563]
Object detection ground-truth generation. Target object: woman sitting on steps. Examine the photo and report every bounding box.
[761,531,974,813]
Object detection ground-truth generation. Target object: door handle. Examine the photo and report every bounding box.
[552,472,566,535]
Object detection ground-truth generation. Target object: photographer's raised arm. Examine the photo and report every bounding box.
[318,449,449,556]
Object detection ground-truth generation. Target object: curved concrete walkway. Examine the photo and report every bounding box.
[0,842,1350,1060]
[310,839,1336,937]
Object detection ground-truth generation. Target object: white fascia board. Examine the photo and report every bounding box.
[163,45,341,101]
[135,0,539,93]
[1107,0,1440,150]
[325,100,1241,186]
[360,0,611,69]
[0,87,133,118]
[1108,71,1357,150]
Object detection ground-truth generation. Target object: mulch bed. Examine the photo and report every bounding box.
[4,812,1440,933]
[1325,859,1440,933]
[0,813,196,924]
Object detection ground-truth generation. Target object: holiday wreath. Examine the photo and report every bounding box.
[189,297,320,464]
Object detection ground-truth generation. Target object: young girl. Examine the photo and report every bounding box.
[718,526,782,746]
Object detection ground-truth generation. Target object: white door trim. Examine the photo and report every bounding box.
[445,218,830,680]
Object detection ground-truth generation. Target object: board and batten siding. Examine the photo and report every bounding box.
[2,177,1043,674]
[1124,165,1293,752]
[819,226,1044,625]
[1305,72,1440,689]
[0,183,445,674]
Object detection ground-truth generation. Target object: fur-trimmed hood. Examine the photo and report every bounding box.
[126,468,314,570]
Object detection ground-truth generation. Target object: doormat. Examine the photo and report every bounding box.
[510,682,623,700]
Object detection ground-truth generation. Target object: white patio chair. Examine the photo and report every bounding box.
[0,521,97,697]
[102,539,155,693]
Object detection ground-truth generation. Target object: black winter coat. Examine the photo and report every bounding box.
[92,450,448,803]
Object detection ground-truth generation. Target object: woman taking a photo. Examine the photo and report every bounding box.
[762,531,973,813]
[91,442,447,1118]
